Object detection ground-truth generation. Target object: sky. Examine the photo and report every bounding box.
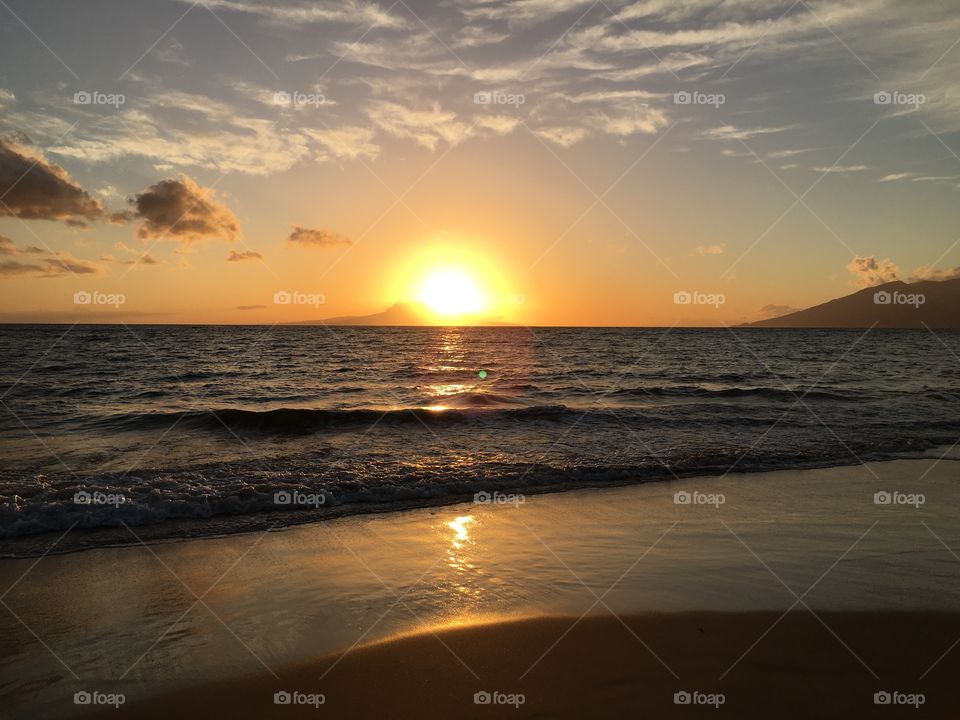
[1,0,960,325]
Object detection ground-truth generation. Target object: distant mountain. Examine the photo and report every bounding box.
[288,302,513,326]
[746,278,960,328]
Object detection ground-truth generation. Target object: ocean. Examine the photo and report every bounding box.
[1,325,958,555]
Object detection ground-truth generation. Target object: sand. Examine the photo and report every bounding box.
[85,611,960,719]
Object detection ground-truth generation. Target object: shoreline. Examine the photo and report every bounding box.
[5,457,959,718]
[83,611,960,719]
[3,452,952,558]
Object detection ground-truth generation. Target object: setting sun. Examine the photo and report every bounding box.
[416,268,489,317]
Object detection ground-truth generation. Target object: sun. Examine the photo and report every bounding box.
[416,268,489,317]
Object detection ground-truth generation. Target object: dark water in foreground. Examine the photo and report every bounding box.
[1,325,958,554]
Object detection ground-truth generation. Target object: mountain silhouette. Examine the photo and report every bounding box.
[747,278,960,328]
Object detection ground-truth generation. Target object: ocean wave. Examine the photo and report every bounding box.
[89,404,582,434]
[1,442,953,552]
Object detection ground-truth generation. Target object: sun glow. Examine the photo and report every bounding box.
[416,268,489,318]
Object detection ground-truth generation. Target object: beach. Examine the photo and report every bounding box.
[85,612,960,719]
[3,457,959,718]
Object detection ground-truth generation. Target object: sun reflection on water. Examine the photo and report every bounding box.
[447,515,474,549]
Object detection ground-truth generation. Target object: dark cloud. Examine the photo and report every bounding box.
[846,255,900,287]
[0,252,101,277]
[0,140,105,226]
[227,249,263,261]
[122,253,160,266]
[130,177,240,243]
[236,304,267,310]
[287,225,351,248]
[0,235,102,277]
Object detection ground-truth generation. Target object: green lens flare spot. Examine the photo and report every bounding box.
[478,370,487,379]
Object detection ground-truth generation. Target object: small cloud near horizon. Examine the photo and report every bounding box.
[757,303,799,319]
[236,304,267,310]
[693,243,725,256]
[846,255,901,287]
[227,250,263,262]
[287,225,351,248]
[0,235,102,277]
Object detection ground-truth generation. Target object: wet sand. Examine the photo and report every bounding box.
[86,611,960,718]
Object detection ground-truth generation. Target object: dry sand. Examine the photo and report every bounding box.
[88,611,960,718]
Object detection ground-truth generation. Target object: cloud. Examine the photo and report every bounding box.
[535,126,588,147]
[236,304,267,310]
[693,243,726,255]
[813,165,868,174]
[757,303,800,319]
[878,172,914,182]
[367,101,473,151]
[48,89,314,176]
[173,0,408,28]
[304,127,380,161]
[0,237,102,277]
[908,265,960,282]
[0,140,105,226]
[287,225,351,248]
[123,253,160,266]
[704,125,792,142]
[130,177,241,244]
[846,255,901,287]
[227,249,263,261]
